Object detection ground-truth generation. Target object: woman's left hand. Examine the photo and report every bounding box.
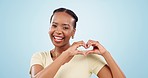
[85,40,108,55]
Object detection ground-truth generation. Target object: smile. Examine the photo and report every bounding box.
[53,36,64,42]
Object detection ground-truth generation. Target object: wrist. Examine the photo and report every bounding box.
[62,50,72,57]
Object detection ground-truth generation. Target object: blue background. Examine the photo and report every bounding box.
[0,0,148,78]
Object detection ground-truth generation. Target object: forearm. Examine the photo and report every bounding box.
[102,51,126,78]
[35,52,70,78]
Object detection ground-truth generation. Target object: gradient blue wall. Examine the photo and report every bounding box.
[0,0,148,78]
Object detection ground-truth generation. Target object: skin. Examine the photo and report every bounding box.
[30,12,126,78]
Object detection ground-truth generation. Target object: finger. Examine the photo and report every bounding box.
[75,40,86,49]
[85,50,94,55]
[89,40,99,47]
[72,41,81,49]
[86,40,94,49]
[86,40,93,48]
[77,51,85,55]
[85,50,100,55]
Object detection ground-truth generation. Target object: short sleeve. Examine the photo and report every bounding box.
[87,54,106,75]
[30,52,44,67]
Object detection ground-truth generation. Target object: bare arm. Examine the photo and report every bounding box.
[102,51,125,78]
[30,52,71,78]
[86,40,126,78]
[97,52,126,78]
[97,65,112,78]
[30,41,86,78]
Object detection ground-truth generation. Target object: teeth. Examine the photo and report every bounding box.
[54,36,63,40]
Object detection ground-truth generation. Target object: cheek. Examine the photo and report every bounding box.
[49,27,54,33]
[65,31,73,37]
[48,30,51,34]
[48,29,53,37]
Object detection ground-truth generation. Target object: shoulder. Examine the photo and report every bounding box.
[30,51,51,67]
[32,51,51,58]
[86,54,106,75]
[31,51,51,64]
[86,54,106,66]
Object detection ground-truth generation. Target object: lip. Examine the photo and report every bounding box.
[53,35,64,43]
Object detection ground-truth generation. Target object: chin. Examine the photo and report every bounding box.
[53,43,63,47]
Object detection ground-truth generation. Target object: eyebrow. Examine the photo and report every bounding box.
[52,22,58,24]
[62,24,70,27]
[52,22,70,27]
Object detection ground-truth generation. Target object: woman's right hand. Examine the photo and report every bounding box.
[64,41,87,56]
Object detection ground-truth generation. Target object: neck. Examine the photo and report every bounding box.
[53,43,70,57]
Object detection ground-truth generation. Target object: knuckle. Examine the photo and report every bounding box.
[72,42,77,46]
[73,42,77,44]
[80,40,84,43]
[88,39,92,42]
[96,41,99,43]
[78,40,84,44]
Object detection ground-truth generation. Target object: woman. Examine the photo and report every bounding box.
[30,8,126,78]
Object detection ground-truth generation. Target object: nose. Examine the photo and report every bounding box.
[55,27,62,34]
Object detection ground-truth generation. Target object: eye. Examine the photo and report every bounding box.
[63,26,69,30]
[52,25,57,28]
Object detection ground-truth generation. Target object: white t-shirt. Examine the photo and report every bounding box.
[30,51,106,78]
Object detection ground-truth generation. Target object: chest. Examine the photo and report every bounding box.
[55,57,91,78]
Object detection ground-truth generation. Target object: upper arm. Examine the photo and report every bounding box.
[30,64,44,78]
[97,65,113,78]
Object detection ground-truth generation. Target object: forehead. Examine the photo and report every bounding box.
[51,12,75,25]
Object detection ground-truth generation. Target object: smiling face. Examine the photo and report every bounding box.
[49,12,76,47]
